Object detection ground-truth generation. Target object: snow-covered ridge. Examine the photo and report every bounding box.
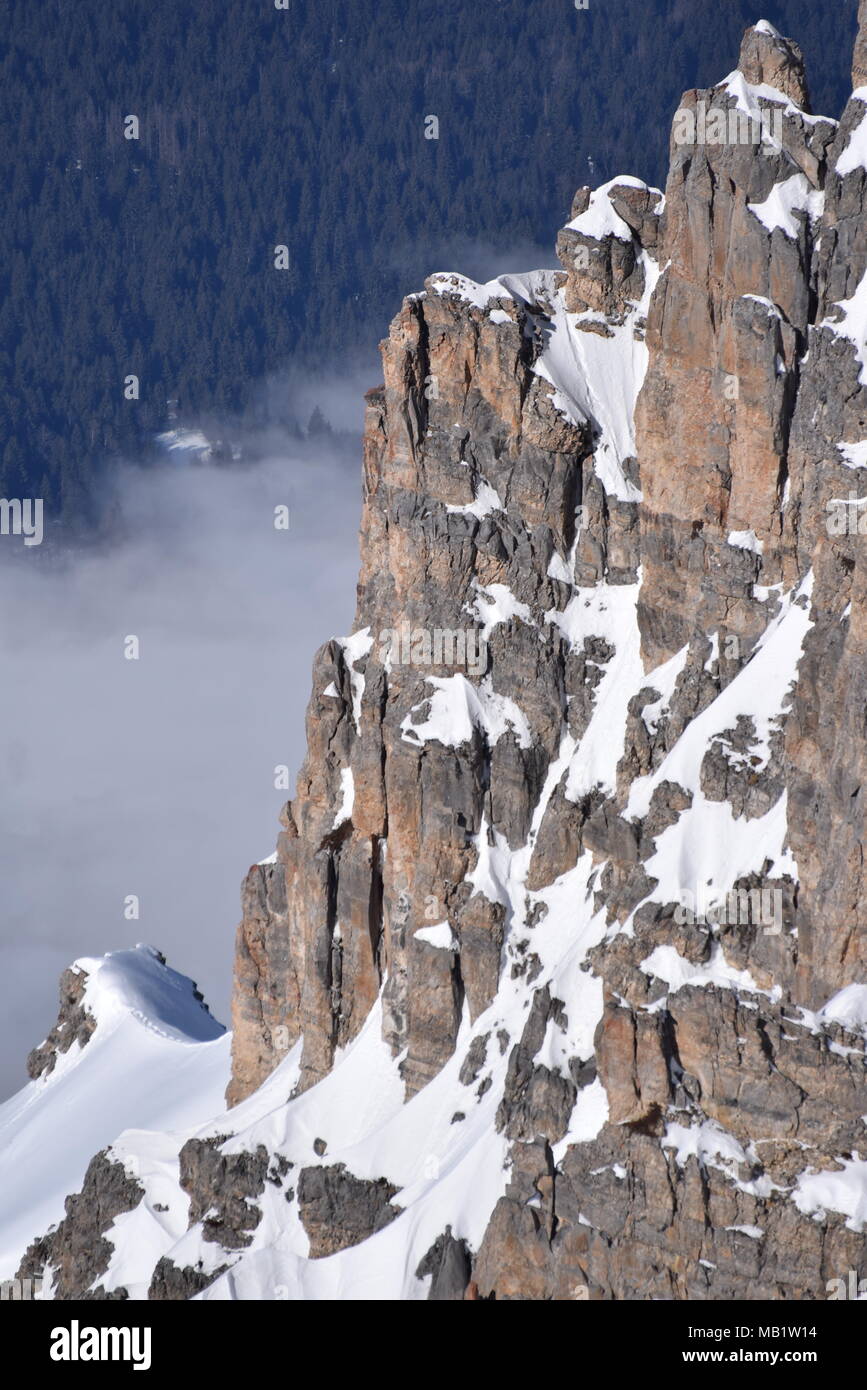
[564,177,658,243]
[718,68,835,130]
[70,944,226,1045]
[0,945,229,1284]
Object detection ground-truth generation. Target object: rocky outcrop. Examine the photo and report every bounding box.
[27,965,95,1080]
[779,70,867,1006]
[467,19,867,1299]
[296,1165,400,1257]
[474,1115,867,1301]
[208,18,867,1295]
[227,844,299,1106]
[178,1137,269,1250]
[17,1152,142,1300]
[148,1257,230,1301]
[228,197,660,1108]
[415,1228,472,1300]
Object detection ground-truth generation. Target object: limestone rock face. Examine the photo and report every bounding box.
[227,849,299,1107]
[227,249,657,1103]
[635,22,837,669]
[207,20,867,1298]
[780,80,867,1006]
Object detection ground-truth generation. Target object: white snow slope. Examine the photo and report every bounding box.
[0,944,230,1281]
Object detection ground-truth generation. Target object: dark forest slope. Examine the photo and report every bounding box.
[0,0,855,520]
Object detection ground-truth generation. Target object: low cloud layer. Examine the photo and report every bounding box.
[0,235,560,1103]
[0,411,364,1100]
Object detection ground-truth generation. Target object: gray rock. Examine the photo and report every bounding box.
[297,1164,401,1258]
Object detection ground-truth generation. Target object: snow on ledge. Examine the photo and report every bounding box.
[792,1155,867,1232]
[414,922,458,951]
[662,1118,778,1197]
[836,88,867,178]
[787,982,867,1038]
[726,1223,764,1239]
[468,580,532,641]
[338,627,373,731]
[641,644,689,736]
[332,767,355,830]
[565,179,636,243]
[428,272,510,309]
[719,69,834,129]
[445,478,502,519]
[837,440,867,470]
[821,983,867,1033]
[727,528,764,555]
[821,268,867,385]
[747,174,824,240]
[400,674,532,751]
[742,293,783,318]
[640,943,778,1003]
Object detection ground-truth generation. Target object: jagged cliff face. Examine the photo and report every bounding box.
[10,18,867,1301]
[228,191,665,1104]
[229,251,642,1105]
[634,19,867,1016]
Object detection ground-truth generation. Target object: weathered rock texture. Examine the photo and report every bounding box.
[297,1164,400,1258]
[636,25,836,673]
[17,1152,142,1300]
[177,1137,269,1250]
[27,966,95,1080]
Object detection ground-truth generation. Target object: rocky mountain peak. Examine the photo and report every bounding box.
[737,20,811,109]
[28,944,224,1086]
